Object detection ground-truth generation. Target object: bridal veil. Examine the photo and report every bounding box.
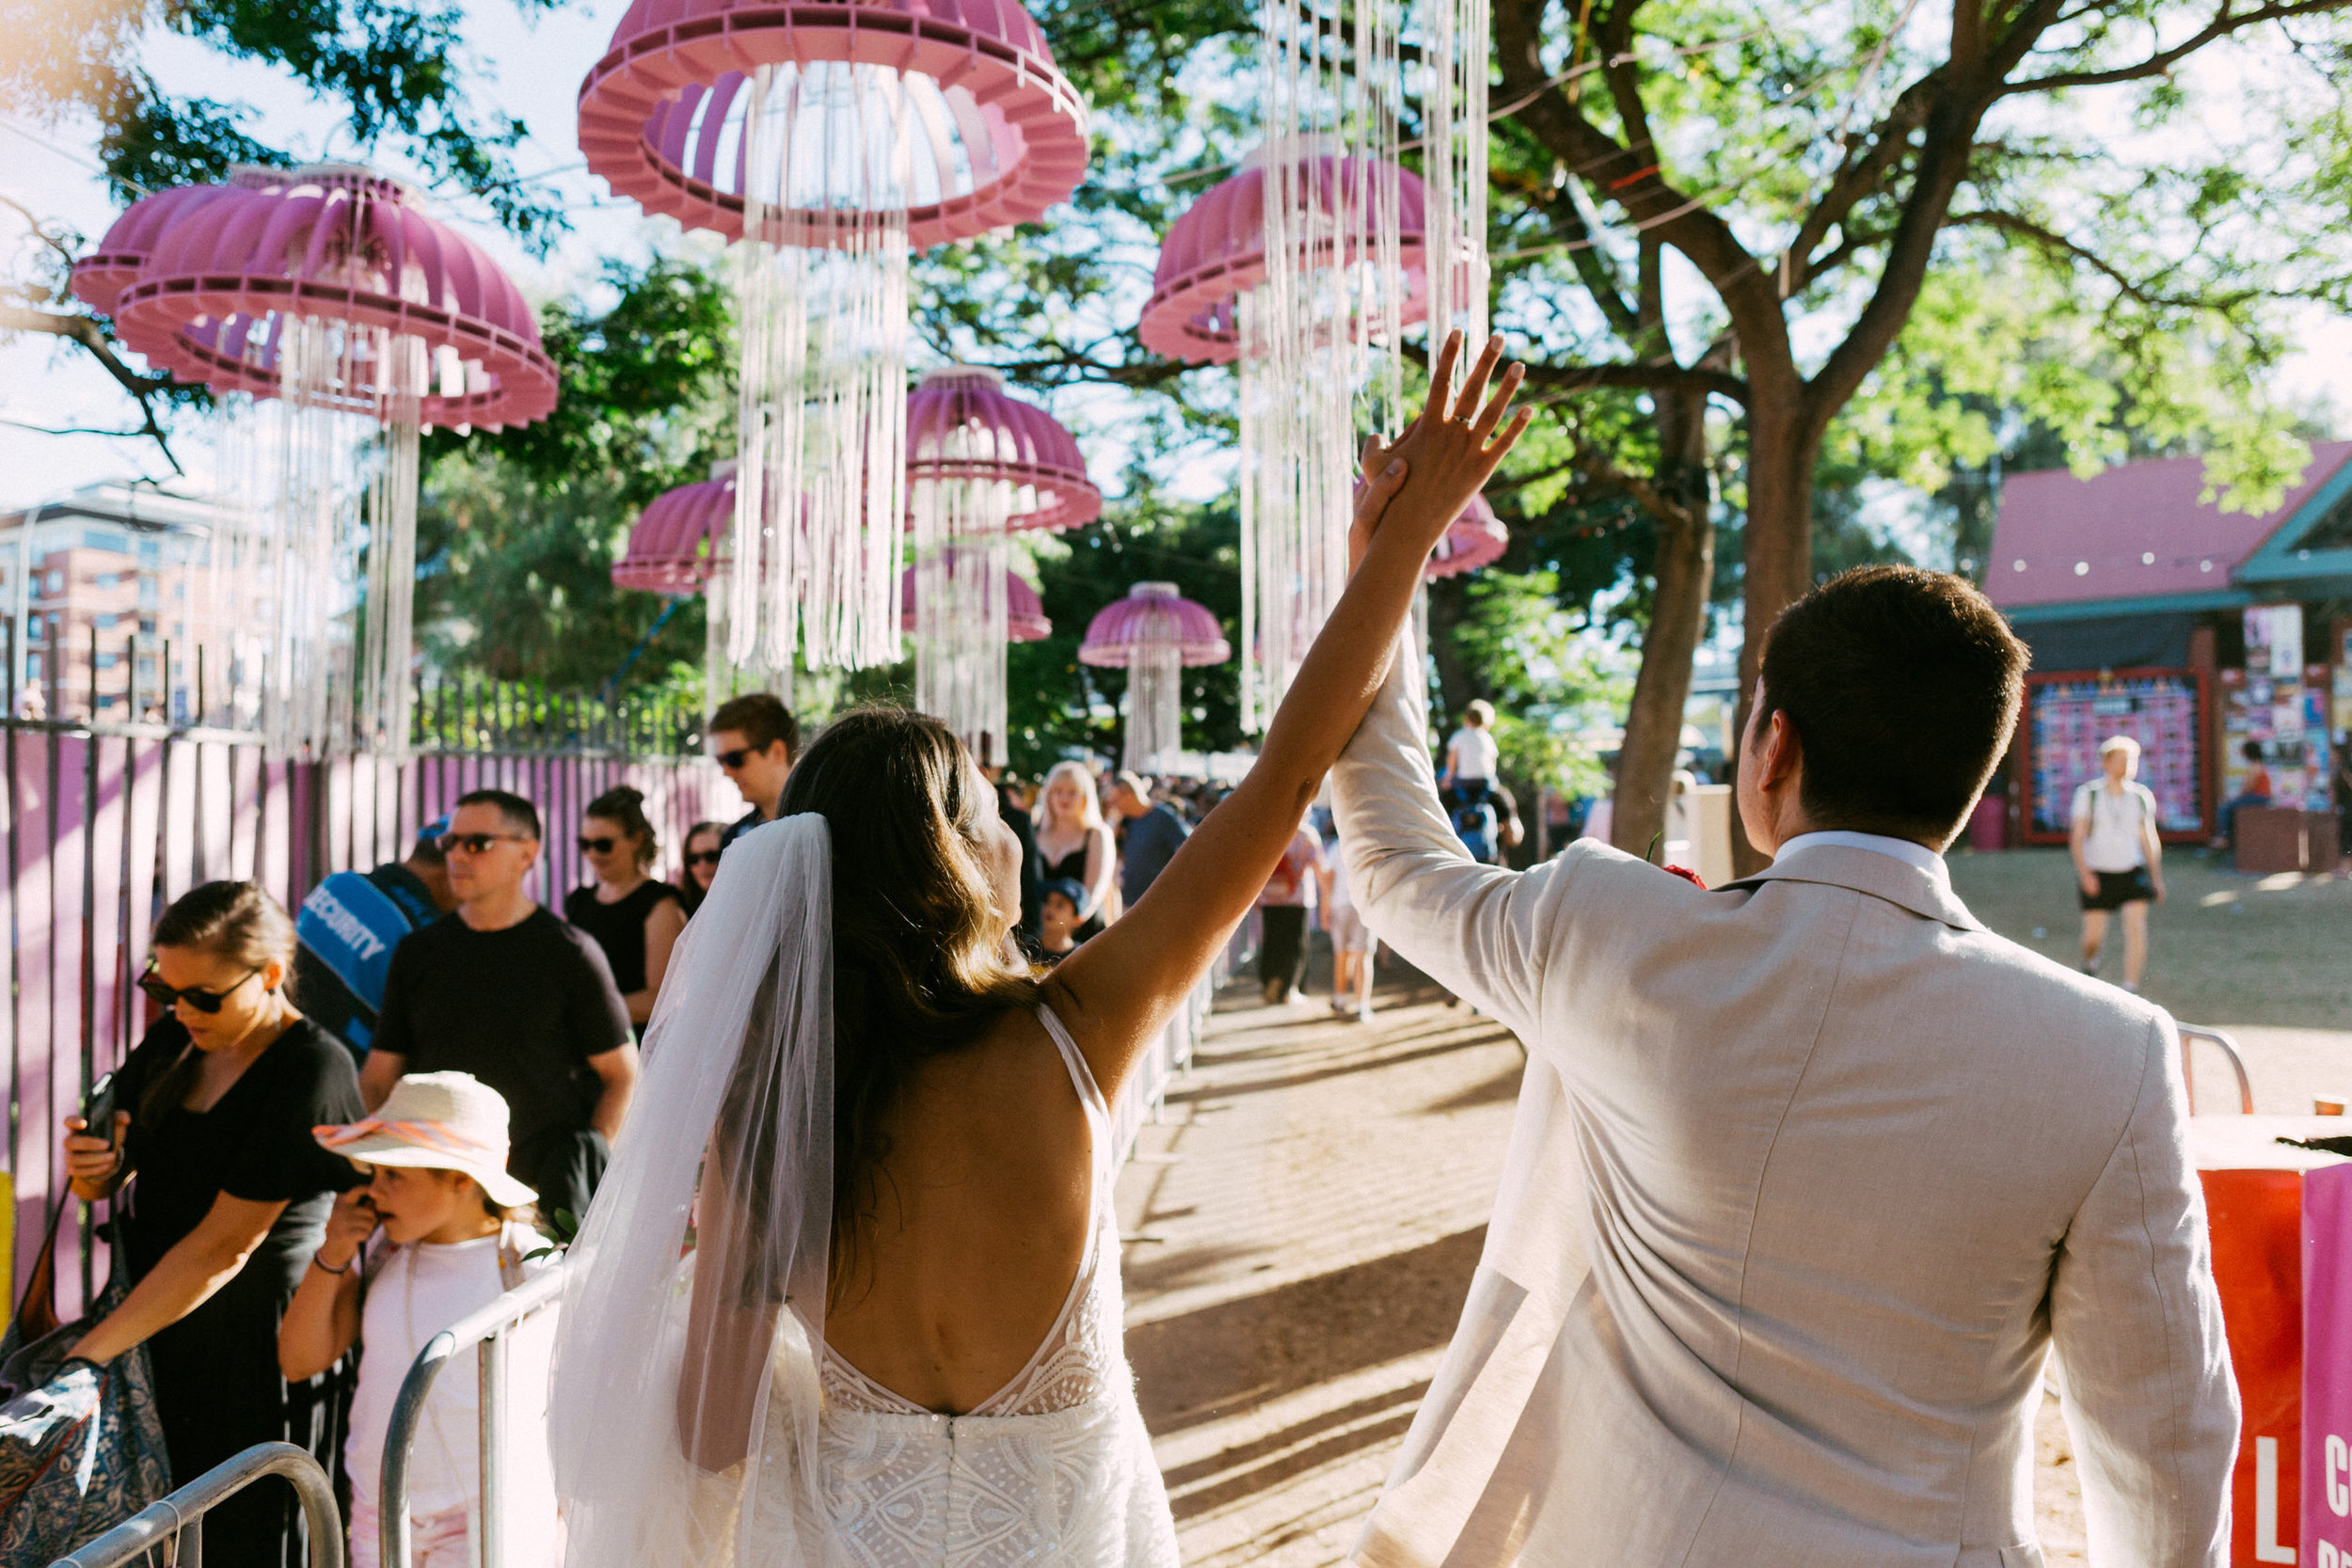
[550,816,841,1568]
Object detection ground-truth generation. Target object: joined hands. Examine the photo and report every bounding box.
[1348,332,1533,576]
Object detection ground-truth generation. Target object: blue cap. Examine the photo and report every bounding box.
[1041,879,1088,914]
[417,815,451,851]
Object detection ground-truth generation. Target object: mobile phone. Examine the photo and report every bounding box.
[81,1070,119,1149]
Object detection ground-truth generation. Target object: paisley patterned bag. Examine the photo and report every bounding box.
[0,1201,172,1566]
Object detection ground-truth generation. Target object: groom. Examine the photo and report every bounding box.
[1332,564,2235,1566]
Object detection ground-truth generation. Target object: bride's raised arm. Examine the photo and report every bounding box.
[1045,332,1531,1100]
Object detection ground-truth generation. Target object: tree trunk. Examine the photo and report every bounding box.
[1609,506,1714,860]
[1727,403,1824,872]
[1607,385,1716,862]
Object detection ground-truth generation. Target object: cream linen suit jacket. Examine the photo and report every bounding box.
[1332,652,2237,1568]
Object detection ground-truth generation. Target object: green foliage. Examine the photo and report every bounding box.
[1447,569,1624,798]
[1007,499,1246,776]
[415,256,735,689]
[0,0,564,242]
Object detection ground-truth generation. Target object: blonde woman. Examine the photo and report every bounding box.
[1034,760,1117,931]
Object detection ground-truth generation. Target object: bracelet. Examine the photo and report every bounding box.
[310,1251,355,1276]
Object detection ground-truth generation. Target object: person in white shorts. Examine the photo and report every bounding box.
[1320,832,1375,1022]
[2069,734,2166,993]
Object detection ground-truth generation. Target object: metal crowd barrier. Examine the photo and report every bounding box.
[379,1263,566,1568]
[1108,912,1255,1163]
[49,1442,342,1568]
[2179,1022,2256,1115]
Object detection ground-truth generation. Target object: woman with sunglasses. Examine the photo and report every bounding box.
[563,786,688,1033]
[59,879,365,1568]
[677,819,727,916]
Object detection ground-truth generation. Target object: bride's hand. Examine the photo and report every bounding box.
[1348,332,1530,574]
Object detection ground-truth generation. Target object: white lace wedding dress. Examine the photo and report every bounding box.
[802,1006,1181,1568]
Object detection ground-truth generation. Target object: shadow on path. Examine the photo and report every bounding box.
[1132,1226,1484,1435]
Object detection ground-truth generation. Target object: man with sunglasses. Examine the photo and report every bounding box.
[708,692,801,853]
[360,789,638,1228]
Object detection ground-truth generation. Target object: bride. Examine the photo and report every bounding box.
[549,335,1530,1567]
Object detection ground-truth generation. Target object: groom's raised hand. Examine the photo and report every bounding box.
[1349,331,1532,574]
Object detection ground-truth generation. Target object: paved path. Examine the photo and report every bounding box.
[1122,965,2093,1565]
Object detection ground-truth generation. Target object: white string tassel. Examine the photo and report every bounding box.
[358,328,423,753]
[1125,639,1184,774]
[1423,0,1490,391]
[731,62,913,679]
[1245,0,1406,729]
[910,478,1013,765]
[262,313,367,756]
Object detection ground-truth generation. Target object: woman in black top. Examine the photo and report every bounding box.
[60,880,364,1568]
[564,785,687,1028]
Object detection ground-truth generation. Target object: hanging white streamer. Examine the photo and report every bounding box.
[1422,0,1491,390]
[910,483,1015,767]
[732,62,916,676]
[1125,641,1184,774]
[358,331,424,753]
[1244,0,1408,730]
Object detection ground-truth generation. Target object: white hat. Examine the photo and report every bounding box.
[313,1071,537,1209]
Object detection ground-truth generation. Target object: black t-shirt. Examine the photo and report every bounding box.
[371,908,633,1155]
[562,880,684,995]
[114,1017,364,1289]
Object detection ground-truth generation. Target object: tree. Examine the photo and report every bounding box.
[1489,0,2352,863]
[0,0,565,470]
[418,256,737,689]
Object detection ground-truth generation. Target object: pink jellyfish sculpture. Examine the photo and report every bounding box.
[578,0,1089,675]
[1139,149,1429,733]
[1424,494,1509,581]
[71,164,556,754]
[904,367,1099,766]
[1079,583,1231,774]
[612,469,768,711]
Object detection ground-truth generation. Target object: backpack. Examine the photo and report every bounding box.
[1453,800,1500,863]
[0,1202,173,1566]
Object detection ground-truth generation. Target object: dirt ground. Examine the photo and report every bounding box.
[1125,846,2349,1564]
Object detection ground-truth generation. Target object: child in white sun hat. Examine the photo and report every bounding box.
[278,1071,561,1568]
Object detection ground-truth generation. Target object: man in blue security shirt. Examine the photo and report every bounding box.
[294,816,458,1060]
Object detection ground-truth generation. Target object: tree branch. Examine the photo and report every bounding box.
[1948,209,2265,310]
[1521,358,1751,405]
[0,304,183,473]
[2005,0,2352,93]
[1492,0,1799,391]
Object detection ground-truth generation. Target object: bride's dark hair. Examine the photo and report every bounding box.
[775,706,1039,1284]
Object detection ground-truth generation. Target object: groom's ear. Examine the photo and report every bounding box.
[1756,709,1804,794]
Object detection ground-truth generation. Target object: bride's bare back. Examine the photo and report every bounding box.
[821,1007,1095,1415]
[810,334,1530,1423]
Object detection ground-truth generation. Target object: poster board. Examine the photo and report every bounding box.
[2018,668,2211,844]
[2333,622,2352,740]
[2220,666,2334,813]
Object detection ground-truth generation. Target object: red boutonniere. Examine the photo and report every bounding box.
[1662,864,1707,889]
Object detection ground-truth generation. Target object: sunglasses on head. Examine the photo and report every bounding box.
[437,832,530,856]
[139,961,262,1014]
[686,849,723,868]
[579,835,622,855]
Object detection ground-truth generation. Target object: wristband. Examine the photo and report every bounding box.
[310,1251,356,1276]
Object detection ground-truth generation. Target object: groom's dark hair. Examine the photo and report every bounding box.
[1757,566,2026,848]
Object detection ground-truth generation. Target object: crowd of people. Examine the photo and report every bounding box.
[40,687,1294,1565]
[28,335,2236,1568]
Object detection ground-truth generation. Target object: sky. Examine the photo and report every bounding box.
[2,0,2348,519]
